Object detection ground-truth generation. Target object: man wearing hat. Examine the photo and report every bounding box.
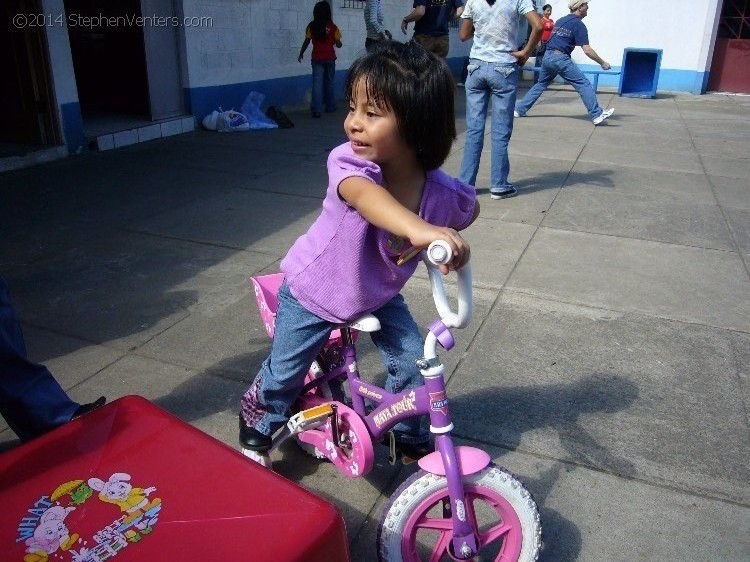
[514,0,614,125]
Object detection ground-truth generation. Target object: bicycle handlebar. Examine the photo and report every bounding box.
[422,240,473,329]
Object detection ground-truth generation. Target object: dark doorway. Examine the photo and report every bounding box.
[64,0,150,116]
[709,0,750,93]
[0,0,60,147]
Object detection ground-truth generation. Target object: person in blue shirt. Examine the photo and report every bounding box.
[401,0,464,59]
[514,0,614,125]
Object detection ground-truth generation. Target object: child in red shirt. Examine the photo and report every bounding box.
[298,1,343,118]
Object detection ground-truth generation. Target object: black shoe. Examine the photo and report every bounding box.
[383,431,432,464]
[239,415,272,451]
[394,440,432,461]
[71,396,106,420]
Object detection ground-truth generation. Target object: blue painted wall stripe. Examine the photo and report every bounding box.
[60,102,84,154]
[577,63,708,95]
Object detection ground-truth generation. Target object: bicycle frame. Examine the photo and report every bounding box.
[253,246,488,558]
[298,258,486,557]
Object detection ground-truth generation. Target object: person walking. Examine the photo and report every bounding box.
[514,0,614,125]
[298,1,343,118]
[401,0,464,59]
[364,0,392,52]
[458,0,542,200]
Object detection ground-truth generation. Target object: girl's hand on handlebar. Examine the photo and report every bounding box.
[411,227,470,275]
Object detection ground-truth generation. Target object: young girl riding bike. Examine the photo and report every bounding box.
[239,41,480,459]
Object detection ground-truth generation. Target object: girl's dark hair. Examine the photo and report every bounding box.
[311,1,332,41]
[542,4,552,10]
[344,41,456,171]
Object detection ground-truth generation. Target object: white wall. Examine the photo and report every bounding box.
[541,0,721,74]
[180,0,470,89]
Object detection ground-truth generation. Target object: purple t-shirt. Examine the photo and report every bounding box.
[280,142,476,323]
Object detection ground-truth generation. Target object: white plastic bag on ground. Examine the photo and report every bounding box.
[216,110,250,132]
[201,110,220,131]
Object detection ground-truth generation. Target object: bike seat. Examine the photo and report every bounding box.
[344,314,380,333]
[251,273,380,338]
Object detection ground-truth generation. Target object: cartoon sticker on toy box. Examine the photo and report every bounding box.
[14,473,161,562]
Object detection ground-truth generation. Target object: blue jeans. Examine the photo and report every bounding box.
[311,60,336,115]
[515,50,603,120]
[242,281,428,444]
[0,274,78,441]
[459,59,518,191]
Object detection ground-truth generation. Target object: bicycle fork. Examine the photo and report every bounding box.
[419,356,484,559]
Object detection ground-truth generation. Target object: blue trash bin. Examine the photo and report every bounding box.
[618,48,663,98]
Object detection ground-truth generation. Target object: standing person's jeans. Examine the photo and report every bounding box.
[515,50,603,120]
[311,60,336,116]
[0,275,78,441]
[241,281,429,444]
[459,59,519,191]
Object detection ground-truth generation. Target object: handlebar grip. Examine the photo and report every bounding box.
[426,240,453,265]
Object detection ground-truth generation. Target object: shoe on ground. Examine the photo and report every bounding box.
[593,107,614,125]
[490,185,518,199]
[239,415,272,451]
[71,396,106,420]
[513,110,522,118]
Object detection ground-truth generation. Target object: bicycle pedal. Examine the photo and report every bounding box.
[287,403,334,435]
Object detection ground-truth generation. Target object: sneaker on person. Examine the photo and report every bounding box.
[490,185,518,199]
[593,107,614,125]
[513,110,522,118]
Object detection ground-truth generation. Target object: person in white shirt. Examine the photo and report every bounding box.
[458,0,541,200]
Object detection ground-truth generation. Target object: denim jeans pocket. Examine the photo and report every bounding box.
[493,65,517,78]
[466,64,479,76]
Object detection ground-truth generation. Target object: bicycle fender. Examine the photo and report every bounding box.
[418,446,491,476]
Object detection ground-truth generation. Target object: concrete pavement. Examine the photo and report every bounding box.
[1,85,749,560]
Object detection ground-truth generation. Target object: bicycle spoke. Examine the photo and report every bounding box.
[427,531,453,562]
[479,521,513,546]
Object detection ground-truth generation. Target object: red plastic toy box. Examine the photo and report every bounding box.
[0,395,349,562]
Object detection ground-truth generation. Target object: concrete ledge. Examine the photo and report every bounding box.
[93,116,195,152]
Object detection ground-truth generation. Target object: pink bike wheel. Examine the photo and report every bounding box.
[377,464,541,561]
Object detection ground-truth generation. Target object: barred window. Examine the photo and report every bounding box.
[342,1,366,9]
[718,0,750,39]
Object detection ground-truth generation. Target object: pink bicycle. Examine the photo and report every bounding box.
[246,242,542,561]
